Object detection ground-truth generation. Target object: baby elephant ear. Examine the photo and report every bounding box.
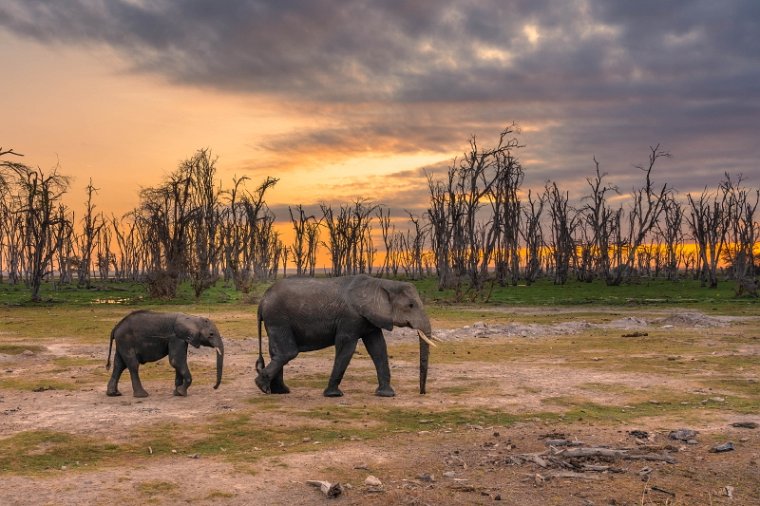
[174,315,201,347]
[350,276,393,331]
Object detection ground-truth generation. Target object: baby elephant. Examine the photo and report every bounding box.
[105,310,224,397]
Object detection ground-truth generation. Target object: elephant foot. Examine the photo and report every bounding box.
[270,384,290,394]
[133,390,149,398]
[323,387,344,397]
[254,374,271,394]
[106,390,122,397]
[173,388,188,397]
[375,386,396,398]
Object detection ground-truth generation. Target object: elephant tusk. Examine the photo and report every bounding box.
[215,347,223,356]
[417,330,437,348]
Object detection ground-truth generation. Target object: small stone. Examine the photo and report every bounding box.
[302,437,312,443]
[364,475,382,487]
[710,442,735,453]
[669,428,698,442]
[417,473,435,482]
[443,471,456,478]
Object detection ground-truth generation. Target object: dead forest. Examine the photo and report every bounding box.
[0,127,758,302]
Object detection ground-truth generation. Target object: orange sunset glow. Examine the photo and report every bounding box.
[3,1,759,227]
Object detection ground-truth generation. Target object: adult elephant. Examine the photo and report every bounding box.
[106,310,224,397]
[255,274,437,397]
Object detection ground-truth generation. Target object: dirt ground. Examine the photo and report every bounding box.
[1,306,758,505]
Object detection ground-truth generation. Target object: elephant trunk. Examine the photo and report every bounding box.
[417,320,432,395]
[212,337,224,390]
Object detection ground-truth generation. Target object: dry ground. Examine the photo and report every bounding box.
[0,304,758,505]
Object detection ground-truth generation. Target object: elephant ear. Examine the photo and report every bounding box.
[174,315,201,348]
[350,276,394,331]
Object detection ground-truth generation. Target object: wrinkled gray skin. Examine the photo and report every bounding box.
[255,274,431,397]
[106,310,224,398]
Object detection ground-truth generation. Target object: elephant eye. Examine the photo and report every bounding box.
[408,302,415,308]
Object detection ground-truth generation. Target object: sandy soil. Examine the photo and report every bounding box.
[1,309,758,505]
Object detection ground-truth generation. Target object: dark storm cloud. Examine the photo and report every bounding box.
[2,0,758,198]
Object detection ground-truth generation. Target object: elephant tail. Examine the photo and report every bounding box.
[255,304,265,373]
[106,326,115,370]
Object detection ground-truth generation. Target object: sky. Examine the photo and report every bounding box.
[1,0,759,224]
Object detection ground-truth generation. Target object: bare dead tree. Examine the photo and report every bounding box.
[321,200,377,276]
[0,147,23,283]
[377,207,394,277]
[54,204,76,285]
[520,189,545,285]
[289,204,316,276]
[686,181,731,288]
[305,217,320,277]
[426,126,523,293]
[581,158,619,282]
[609,145,671,285]
[111,213,143,281]
[3,163,71,301]
[426,170,454,288]
[137,165,195,298]
[220,175,250,288]
[405,211,426,279]
[720,174,759,286]
[228,176,280,288]
[658,193,684,280]
[487,151,524,286]
[545,181,578,285]
[184,149,223,298]
[96,223,113,281]
[75,179,104,287]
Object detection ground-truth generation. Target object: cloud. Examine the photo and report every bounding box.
[1,0,758,203]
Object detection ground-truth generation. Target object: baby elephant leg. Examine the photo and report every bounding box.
[106,352,126,396]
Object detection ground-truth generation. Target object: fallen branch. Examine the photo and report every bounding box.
[558,447,627,459]
[306,480,344,498]
[625,453,676,464]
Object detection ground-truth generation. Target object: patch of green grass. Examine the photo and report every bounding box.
[137,480,179,496]
[542,389,760,422]
[0,430,120,473]
[438,383,480,395]
[0,344,45,355]
[206,491,236,500]
[702,377,760,397]
[0,378,79,392]
[414,277,757,311]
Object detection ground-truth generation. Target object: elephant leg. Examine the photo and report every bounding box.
[256,325,298,394]
[169,340,191,396]
[269,368,290,394]
[106,352,126,396]
[123,351,149,398]
[324,336,358,397]
[362,329,395,397]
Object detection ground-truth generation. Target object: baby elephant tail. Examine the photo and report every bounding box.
[256,304,266,373]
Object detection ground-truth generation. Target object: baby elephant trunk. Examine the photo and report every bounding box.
[212,337,224,389]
